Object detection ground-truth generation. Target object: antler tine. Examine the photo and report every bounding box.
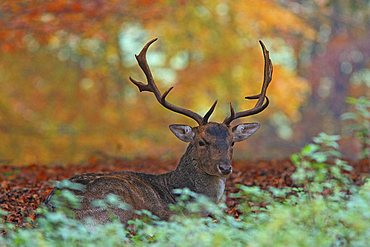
[202,100,218,125]
[130,38,217,125]
[129,38,162,98]
[228,102,235,120]
[223,40,273,125]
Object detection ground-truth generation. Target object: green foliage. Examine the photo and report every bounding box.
[341,96,370,159]
[291,133,353,199]
[1,134,369,246]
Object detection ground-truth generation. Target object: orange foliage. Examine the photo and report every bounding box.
[0,0,313,164]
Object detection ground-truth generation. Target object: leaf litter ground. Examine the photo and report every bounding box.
[0,155,368,227]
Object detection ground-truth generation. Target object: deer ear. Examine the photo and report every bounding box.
[232,123,260,142]
[169,124,195,142]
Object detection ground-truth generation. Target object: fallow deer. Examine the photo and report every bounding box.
[45,38,273,224]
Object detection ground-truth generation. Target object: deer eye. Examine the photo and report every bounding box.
[231,141,235,147]
[198,140,206,146]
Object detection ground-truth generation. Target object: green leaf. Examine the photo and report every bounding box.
[341,112,357,120]
[301,144,319,156]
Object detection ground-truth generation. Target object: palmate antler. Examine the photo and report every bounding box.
[129,38,217,125]
[223,40,273,125]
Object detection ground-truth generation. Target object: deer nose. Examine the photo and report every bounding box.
[218,162,232,175]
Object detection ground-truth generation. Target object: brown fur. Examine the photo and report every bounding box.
[44,122,257,224]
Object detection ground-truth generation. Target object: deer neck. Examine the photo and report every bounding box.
[166,144,226,202]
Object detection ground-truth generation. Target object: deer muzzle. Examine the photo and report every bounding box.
[217,161,232,176]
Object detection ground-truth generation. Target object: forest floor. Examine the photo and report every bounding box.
[1,154,369,227]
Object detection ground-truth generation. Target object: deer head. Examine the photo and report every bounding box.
[129,38,273,178]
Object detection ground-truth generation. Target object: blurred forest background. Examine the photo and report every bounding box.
[0,0,369,164]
